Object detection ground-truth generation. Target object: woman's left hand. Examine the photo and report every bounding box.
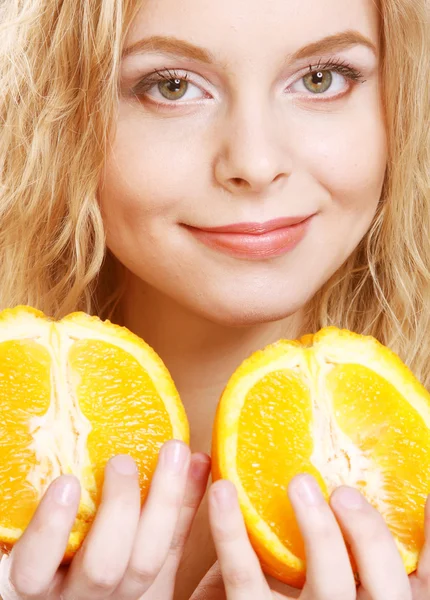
[191,475,430,600]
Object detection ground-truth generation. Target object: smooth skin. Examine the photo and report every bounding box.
[0,442,210,600]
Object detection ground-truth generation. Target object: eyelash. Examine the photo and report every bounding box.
[132,58,366,103]
[306,57,365,84]
[133,68,191,97]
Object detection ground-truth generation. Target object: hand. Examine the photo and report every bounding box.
[0,440,210,600]
[191,474,430,600]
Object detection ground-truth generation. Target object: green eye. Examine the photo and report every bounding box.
[158,78,188,100]
[302,70,333,94]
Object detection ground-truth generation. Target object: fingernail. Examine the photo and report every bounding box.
[53,475,80,507]
[335,487,364,510]
[212,482,236,511]
[292,475,324,506]
[190,456,211,480]
[160,440,189,473]
[111,454,138,476]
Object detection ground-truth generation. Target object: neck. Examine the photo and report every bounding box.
[120,279,303,453]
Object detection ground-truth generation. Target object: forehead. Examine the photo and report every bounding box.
[125,0,380,60]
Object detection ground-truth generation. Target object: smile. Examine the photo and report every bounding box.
[183,215,314,260]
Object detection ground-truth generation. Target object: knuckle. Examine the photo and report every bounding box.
[422,572,430,591]
[223,565,254,589]
[164,488,183,511]
[126,558,162,586]
[309,591,355,600]
[81,559,123,592]
[28,506,68,541]
[167,496,183,513]
[307,513,338,541]
[329,587,356,600]
[169,530,188,554]
[211,513,243,543]
[350,515,387,545]
[212,522,239,543]
[115,494,140,512]
[182,491,202,511]
[10,568,49,597]
[183,498,200,512]
[153,480,183,512]
[101,490,138,513]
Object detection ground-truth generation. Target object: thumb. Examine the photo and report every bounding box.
[189,561,227,600]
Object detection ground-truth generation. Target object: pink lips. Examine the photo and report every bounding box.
[184,215,313,259]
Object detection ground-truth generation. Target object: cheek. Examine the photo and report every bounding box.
[293,101,387,215]
[99,109,204,238]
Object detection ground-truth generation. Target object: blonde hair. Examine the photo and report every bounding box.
[1,2,430,382]
[0,0,142,318]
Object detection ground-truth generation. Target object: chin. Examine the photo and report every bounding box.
[193,295,307,329]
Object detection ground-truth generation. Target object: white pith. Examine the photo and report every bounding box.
[0,317,96,512]
[308,357,388,514]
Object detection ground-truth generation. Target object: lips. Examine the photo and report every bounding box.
[184,215,313,259]
[194,215,310,234]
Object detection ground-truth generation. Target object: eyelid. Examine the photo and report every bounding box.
[282,59,365,101]
[288,58,365,86]
[132,68,212,99]
[132,58,365,104]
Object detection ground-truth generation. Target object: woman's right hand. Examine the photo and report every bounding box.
[0,440,210,600]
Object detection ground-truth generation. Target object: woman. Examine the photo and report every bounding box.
[0,0,429,598]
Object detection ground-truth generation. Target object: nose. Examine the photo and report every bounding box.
[213,104,292,195]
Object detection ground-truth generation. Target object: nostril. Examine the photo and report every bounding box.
[231,177,247,187]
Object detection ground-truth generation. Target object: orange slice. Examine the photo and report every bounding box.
[0,306,189,562]
[212,327,430,587]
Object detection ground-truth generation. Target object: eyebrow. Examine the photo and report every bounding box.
[122,30,378,62]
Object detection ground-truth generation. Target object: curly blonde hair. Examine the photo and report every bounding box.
[1,1,429,382]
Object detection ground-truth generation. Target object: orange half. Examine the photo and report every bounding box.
[212,327,430,587]
[0,306,189,561]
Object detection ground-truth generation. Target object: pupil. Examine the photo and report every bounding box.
[312,72,324,85]
[168,79,182,91]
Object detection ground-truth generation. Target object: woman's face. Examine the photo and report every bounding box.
[99,0,386,326]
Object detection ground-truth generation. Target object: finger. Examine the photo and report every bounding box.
[287,474,356,600]
[151,453,211,598]
[208,480,270,600]
[2,475,80,600]
[161,453,211,570]
[415,494,430,584]
[0,554,68,600]
[149,453,211,597]
[330,485,412,600]
[190,562,298,600]
[409,494,430,597]
[114,440,191,599]
[62,454,141,600]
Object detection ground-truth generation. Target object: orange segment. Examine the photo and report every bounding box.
[0,306,189,561]
[328,364,430,554]
[237,370,324,562]
[0,340,52,532]
[212,328,430,587]
[69,339,173,505]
